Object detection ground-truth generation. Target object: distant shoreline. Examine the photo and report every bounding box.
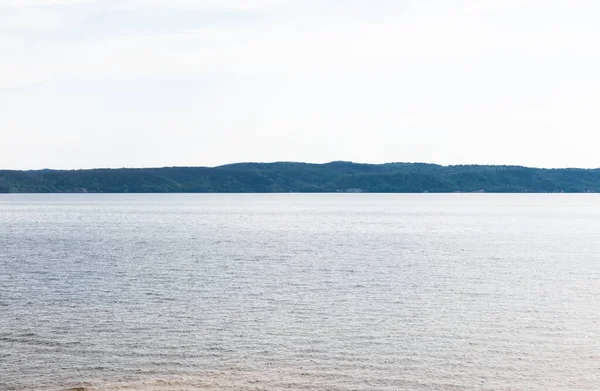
[2,161,600,193]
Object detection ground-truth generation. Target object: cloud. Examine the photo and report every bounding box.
[0,7,64,30]
[1,0,599,88]
[0,0,287,10]
[2,0,600,169]
[0,0,93,8]
[122,0,289,10]
[1,1,599,97]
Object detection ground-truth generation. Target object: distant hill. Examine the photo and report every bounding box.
[1,162,600,193]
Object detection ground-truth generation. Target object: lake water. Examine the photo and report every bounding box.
[1,194,599,390]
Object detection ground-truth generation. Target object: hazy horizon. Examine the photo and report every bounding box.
[2,0,600,170]
[3,160,600,172]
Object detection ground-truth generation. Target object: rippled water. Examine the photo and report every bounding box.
[1,194,599,390]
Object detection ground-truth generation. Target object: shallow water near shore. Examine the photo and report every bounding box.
[1,194,599,390]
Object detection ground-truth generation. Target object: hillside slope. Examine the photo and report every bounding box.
[1,162,599,193]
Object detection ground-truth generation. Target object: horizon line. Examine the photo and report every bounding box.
[2,161,600,172]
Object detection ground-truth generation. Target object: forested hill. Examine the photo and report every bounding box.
[1,162,600,193]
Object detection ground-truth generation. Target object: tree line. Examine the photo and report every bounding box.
[1,161,599,193]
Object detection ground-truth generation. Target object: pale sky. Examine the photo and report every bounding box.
[1,0,599,169]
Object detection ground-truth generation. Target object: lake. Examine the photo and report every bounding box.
[1,194,599,390]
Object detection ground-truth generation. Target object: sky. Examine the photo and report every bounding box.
[1,0,599,169]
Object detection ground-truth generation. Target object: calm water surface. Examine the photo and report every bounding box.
[0,194,599,390]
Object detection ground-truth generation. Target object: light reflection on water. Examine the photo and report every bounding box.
[1,194,599,390]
